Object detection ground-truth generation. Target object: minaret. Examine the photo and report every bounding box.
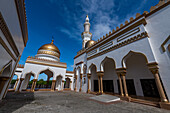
[81,15,92,48]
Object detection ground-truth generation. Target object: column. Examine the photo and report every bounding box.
[98,75,101,93]
[31,81,35,92]
[62,80,65,90]
[51,80,56,91]
[14,79,19,90]
[87,74,91,93]
[122,74,128,97]
[79,74,82,92]
[147,62,168,102]
[32,79,37,92]
[17,78,24,92]
[151,69,168,102]
[118,74,124,96]
[74,75,77,91]
[100,74,103,94]
[46,76,50,88]
[70,81,72,89]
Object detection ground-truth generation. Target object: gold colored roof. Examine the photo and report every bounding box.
[38,40,60,54]
[85,40,96,48]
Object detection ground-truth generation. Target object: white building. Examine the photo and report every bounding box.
[74,0,170,108]
[0,0,28,100]
[14,40,74,92]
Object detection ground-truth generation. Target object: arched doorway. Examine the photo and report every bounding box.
[0,60,12,99]
[64,78,71,89]
[9,75,18,90]
[21,72,35,91]
[36,69,54,91]
[100,57,118,94]
[89,64,98,92]
[122,51,160,99]
[56,75,62,91]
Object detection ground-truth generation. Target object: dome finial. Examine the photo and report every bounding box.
[86,14,88,18]
[51,36,54,44]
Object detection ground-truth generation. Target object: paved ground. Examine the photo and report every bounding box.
[0,91,170,113]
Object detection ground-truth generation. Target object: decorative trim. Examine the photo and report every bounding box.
[17,64,24,68]
[66,71,74,74]
[117,27,140,42]
[15,0,28,47]
[116,68,126,74]
[87,32,148,60]
[0,36,16,61]
[26,60,67,68]
[0,60,12,76]
[75,61,83,66]
[66,75,73,77]
[161,35,170,52]
[0,12,19,57]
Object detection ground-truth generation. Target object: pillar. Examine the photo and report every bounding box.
[122,74,128,97]
[14,79,19,90]
[79,74,83,92]
[116,68,128,97]
[62,80,65,90]
[74,75,77,91]
[118,74,124,96]
[100,75,103,94]
[98,75,101,93]
[51,80,56,91]
[17,78,24,92]
[70,81,72,89]
[147,62,168,102]
[87,73,91,93]
[97,71,104,94]
[31,79,37,92]
[46,76,50,88]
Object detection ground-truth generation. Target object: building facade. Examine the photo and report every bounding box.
[73,0,170,107]
[14,40,74,92]
[0,0,28,100]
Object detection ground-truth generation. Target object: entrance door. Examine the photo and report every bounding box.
[140,79,160,98]
[103,80,114,93]
[126,79,136,96]
[94,80,98,92]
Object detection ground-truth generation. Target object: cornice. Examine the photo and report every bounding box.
[26,60,67,68]
[15,0,28,47]
[0,12,19,57]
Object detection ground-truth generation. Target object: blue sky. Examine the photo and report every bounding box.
[16,0,159,80]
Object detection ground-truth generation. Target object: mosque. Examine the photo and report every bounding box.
[0,0,170,110]
[14,40,74,92]
[73,0,170,108]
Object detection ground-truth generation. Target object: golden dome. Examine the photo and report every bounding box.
[38,40,60,57]
[85,40,96,48]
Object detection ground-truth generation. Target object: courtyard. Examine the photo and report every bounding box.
[0,91,169,113]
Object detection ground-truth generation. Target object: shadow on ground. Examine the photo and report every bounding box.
[0,92,34,113]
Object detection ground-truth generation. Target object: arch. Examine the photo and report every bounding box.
[121,51,148,68]
[83,64,87,74]
[88,63,97,74]
[100,56,116,72]
[100,56,118,93]
[0,60,12,77]
[76,66,81,74]
[56,75,63,90]
[24,71,36,79]
[65,77,71,88]
[37,68,54,79]
[122,51,159,98]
